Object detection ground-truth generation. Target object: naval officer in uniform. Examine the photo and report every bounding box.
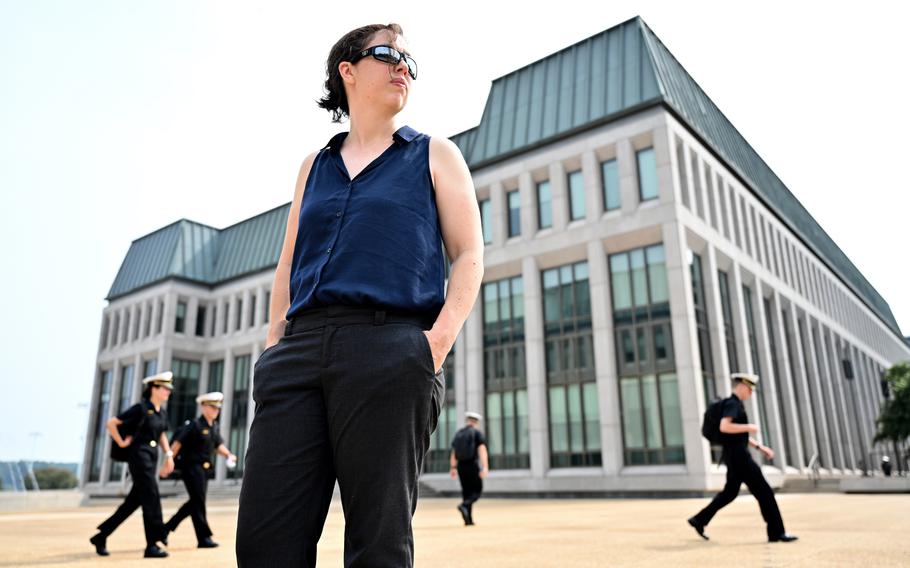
[164,392,237,548]
[90,372,175,558]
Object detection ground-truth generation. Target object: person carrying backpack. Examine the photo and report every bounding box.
[449,411,488,526]
[688,373,798,543]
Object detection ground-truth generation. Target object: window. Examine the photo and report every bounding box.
[142,359,157,380]
[543,261,599,467]
[705,166,717,229]
[195,306,206,337]
[210,304,218,337]
[88,369,113,482]
[175,301,187,334]
[507,190,521,237]
[797,317,826,467]
[611,245,683,465]
[742,286,772,449]
[208,359,224,394]
[601,159,620,211]
[109,365,135,481]
[636,147,658,201]
[567,170,585,221]
[675,139,690,209]
[223,301,229,334]
[480,199,492,245]
[122,310,131,344]
[717,178,730,239]
[235,298,243,331]
[264,291,271,324]
[781,310,810,468]
[691,155,704,220]
[483,277,529,470]
[111,313,119,346]
[730,188,742,249]
[156,300,164,335]
[100,315,110,350]
[690,253,716,404]
[228,355,251,479]
[741,196,753,258]
[169,359,201,432]
[537,180,552,229]
[764,298,794,465]
[718,271,738,372]
[144,302,152,338]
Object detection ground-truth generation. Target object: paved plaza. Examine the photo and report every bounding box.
[1,493,908,567]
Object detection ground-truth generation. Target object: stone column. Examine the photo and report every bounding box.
[703,245,730,398]
[815,323,846,471]
[522,256,549,479]
[783,306,818,472]
[489,181,506,246]
[217,349,235,482]
[518,171,537,239]
[617,139,637,215]
[586,241,621,475]
[826,332,856,471]
[582,149,602,221]
[548,161,569,231]
[662,221,710,478]
[801,316,835,470]
[769,292,805,469]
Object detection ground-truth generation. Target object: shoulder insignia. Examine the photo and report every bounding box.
[147,409,154,415]
[202,428,210,435]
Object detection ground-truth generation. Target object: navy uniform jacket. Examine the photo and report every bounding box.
[172,416,224,473]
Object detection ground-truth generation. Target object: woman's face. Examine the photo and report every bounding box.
[344,30,413,115]
[155,385,172,401]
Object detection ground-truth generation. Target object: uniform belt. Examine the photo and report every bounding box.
[285,306,434,336]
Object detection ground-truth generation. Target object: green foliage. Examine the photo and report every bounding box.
[23,467,78,490]
[874,363,910,444]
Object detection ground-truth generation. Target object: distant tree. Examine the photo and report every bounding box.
[874,363,910,472]
[24,468,78,490]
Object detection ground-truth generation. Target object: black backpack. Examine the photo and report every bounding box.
[452,428,477,462]
[701,397,727,445]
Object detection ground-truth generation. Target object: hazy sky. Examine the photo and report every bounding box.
[1,1,908,462]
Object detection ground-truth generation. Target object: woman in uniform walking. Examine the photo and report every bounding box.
[90,371,175,558]
[235,22,483,568]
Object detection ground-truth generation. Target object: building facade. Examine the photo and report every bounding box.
[82,17,910,496]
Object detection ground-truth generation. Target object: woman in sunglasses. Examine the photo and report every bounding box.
[236,23,483,568]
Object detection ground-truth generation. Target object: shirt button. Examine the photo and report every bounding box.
[326,247,332,254]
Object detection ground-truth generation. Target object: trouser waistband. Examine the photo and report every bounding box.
[284,305,434,336]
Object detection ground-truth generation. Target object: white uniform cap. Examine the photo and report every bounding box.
[142,371,174,389]
[196,392,224,407]
[731,372,760,387]
[465,411,483,422]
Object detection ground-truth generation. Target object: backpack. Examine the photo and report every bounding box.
[701,397,727,445]
[452,428,477,462]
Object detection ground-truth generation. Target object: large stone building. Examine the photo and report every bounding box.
[82,17,910,496]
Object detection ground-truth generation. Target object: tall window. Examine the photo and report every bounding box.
[675,139,690,209]
[109,365,135,481]
[122,311,131,344]
[567,170,585,221]
[174,301,187,333]
[169,359,200,432]
[235,298,243,331]
[111,313,119,346]
[507,190,521,237]
[717,271,739,372]
[782,310,810,468]
[223,300,229,334]
[195,306,206,337]
[601,159,620,211]
[537,180,552,229]
[611,245,683,465]
[636,147,658,201]
[100,316,110,350]
[689,253,716,404]
[798,318,826,467]
[480,199,492,245]
[812,326,841,469]
[249,295,257,328]
[208,359,225,393]
[764,298,794,465]
[142,359,157,380]
[543,261,600,467]
[209,304,217,337]
[228,355,251,479]
[742,286,772,449]
[426,350,457,473]
[264,291,271,324]
[483,277,529,470]
[144,302,152,338]
[88,370,113,482]
[156,300,164,334]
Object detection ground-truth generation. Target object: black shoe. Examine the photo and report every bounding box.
[457,504,470,525]
[769,533,798,543]
[687,517,709,541]
[197,537,219,548]
[144,545,169,558]
[89,533,109,556]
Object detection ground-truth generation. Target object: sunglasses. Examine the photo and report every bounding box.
[349,45,418,80]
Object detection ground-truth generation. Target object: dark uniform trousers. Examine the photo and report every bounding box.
[235,307,446,568]
[456,461,483,515]
[166,463,212,542]
[693,444,786,538]
[97,448,166,546]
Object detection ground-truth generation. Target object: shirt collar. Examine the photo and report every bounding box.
[325,125,418,152]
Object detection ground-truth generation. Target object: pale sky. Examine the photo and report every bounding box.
[1,0,908,462]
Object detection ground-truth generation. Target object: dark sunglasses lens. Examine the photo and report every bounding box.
[372,46,398,64]
[405,56,417,79]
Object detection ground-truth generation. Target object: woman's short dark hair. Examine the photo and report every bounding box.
[142,385,152,400]
[317,23,404,123]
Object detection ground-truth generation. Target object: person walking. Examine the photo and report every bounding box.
[235,22,483,568]
[688,373,798,543]
[164,392,237,548]
[90,372,175,558]
[450,411,489,526]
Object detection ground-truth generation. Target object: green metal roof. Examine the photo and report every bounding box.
[108,16,902,341]
[107,204,289,300]
[454,16,903,339]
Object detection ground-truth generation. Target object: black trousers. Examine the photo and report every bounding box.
[165,463,212,543]
[236,306,445,568]
[456,461,483,515]
[97,448,166,547]
[693,444,786,539]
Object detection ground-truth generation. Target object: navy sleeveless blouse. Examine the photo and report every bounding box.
[286,125,446,320]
